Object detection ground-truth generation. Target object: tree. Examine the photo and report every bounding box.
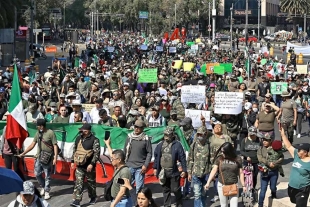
[280,0,310,36]
[0,0,22,28]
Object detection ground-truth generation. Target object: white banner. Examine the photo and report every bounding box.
[181,85,205,103]
[185,109,210,128]
[286,41,310,56]
[214,92,244,114]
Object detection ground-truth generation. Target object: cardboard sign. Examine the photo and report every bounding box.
[107,46,115,52]
[140,45,148,50]
[138,68,158,83]
[296,65,308,74]
[172,60,183,69]
[169,47,177,53]
[156,46,163,52]
[270,82,288,95]
[181,85,206,103]
[183,62,195,71]
[214,92,244,114]
[185,109,211,128]
[191,45,198,50]
[82,104,96,113]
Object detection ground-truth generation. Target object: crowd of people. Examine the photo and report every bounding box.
[1,32,310,207]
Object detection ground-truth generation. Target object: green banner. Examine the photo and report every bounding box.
[220,63,233,73]
[138,68,158,83]
[0,123,189,151]
[213,66,225,75]
[186,42,195,46]
[270,82,288,95]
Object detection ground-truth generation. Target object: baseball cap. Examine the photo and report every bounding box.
[95,98,103,104]
[170,110,177,115]
[295,143,310,152]
[134,119,146,128]
[180,117,192,126]
[248,126,257,136]
[164,126,175,136]
[244,102,252,110]
[0,87,5,93]
[79,123,92,131]
[151,105,160,111]
[197,126,207,134]
[20,181,35,195]
[36,119,46,127]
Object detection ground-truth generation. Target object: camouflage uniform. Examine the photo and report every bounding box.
[172,97,185,120]
[71,132,100,202]
[266,147,284,176]
[98,116,118,127]
[108,99,126,115]
[180,117,195,146]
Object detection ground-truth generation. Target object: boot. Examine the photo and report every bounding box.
[271,192,277,199]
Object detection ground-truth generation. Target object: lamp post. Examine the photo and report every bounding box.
[212,0,216,41]
[30,0,34,57]
[230,5,233,49]
[245,0,248,46]
[258,0,261,44]
[208,2,211,39]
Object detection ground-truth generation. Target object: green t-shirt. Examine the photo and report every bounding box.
[237,76,243,83]
[289,149,310,189]
[111,166,131,198]
[33,129,57,157]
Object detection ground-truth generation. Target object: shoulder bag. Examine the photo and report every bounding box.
[38,132,53,165]
[219,160,238,196]
[104,166,127,201]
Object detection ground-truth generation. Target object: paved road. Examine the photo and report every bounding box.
[0,119,308,207]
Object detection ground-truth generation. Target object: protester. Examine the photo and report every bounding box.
[7,181,50,207]
[19,119,58,200]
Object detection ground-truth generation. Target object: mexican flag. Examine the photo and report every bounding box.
[5,65,28,149]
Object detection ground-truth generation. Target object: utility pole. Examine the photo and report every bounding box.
[63,2,66,28]
[230,4,233,49]
[245,0,249,46]
[212,0,216,41]
[30,0,34,57]
[258,0,261,45]
[304,14,307,34]
[208,2,211,39]
[174,3,177,28]
[91,12,94,39]
[97,10,99,39]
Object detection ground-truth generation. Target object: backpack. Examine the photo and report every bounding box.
[73,137,94,166]
[14,198,42,207]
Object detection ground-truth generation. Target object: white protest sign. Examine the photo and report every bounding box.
[156,46,163,52]
[191,45,198,50]
[185,109,210,128]
[169,47,177,53]
[181,85,205,103]
[140,45,148,50]
[214,92,244,114]
[107,46,115,52]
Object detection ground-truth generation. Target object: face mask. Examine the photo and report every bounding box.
[39,129,43,133]
[51,107,56,111]
[42,96,48,99]
[252,108,258,113]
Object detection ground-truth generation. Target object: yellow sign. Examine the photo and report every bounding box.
[195,38,201,43]
[183,62,195,71]
[172,60,183,69]
[296,65,308,74]
[82,104,95,113]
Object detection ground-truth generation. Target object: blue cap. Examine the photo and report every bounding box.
[0,87,5,93]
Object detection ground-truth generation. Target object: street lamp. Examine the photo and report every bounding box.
[258,0,261,45]
[245,0,248,46]
[230,5,233,49]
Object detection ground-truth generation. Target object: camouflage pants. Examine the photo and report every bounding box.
[73,167,96,201]
[286,122,295,144]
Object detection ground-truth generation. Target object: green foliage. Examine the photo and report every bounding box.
[0,0,23,28]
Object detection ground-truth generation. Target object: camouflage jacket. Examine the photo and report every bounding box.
[172,98,185,120]
[187,140,211,177]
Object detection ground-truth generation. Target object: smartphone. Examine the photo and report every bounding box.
[104,131,110,140]
[117,178,124,185]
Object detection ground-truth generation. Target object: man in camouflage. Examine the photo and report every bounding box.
[179,117,195,146]
[98,108,118,127]
[70,124,100,207]
[187,126,212,207]
[172,91,185,120]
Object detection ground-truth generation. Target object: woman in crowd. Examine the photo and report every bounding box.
[293,88,306,138]
[135,98,146,116]
[257,135,284,207]
[205,142,246,207]
[281,127,310,207]
[159,96,171,119]
[132,89,141,105]
[255,103,280,140]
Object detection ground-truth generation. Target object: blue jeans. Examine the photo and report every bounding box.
[129,167,145,193]
[34,159,52,192]
[205,174,218,196]
[258,170,279,206]
[113,197,133,207]
[192,175,207,207]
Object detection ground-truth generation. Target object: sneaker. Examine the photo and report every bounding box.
[44,192,51,200]
[297,134,301,138]
[40,189,45,196]
[210,195,219,203]
[89,197,97,205]
[70,200,81,207]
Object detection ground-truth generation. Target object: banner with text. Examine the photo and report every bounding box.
[270,82,288,95]
[214,92,244,114]
[181,85,206,103]
[138,68,158,83]
[185,109,211,128]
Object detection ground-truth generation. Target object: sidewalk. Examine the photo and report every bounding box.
[255,182,310,207]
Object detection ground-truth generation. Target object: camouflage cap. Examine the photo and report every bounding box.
[164,126,175,136]
[248,126,257,136]
[21,181,35,195]
[180,117,192,126]
[170,110,177,115]
[197,126,207,134]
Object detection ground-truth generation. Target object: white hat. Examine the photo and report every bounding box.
[66,92,76,98]
[244,102,252,110]
[89,72,94,77]
[71,100,82,106]
[23,77,30,82]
